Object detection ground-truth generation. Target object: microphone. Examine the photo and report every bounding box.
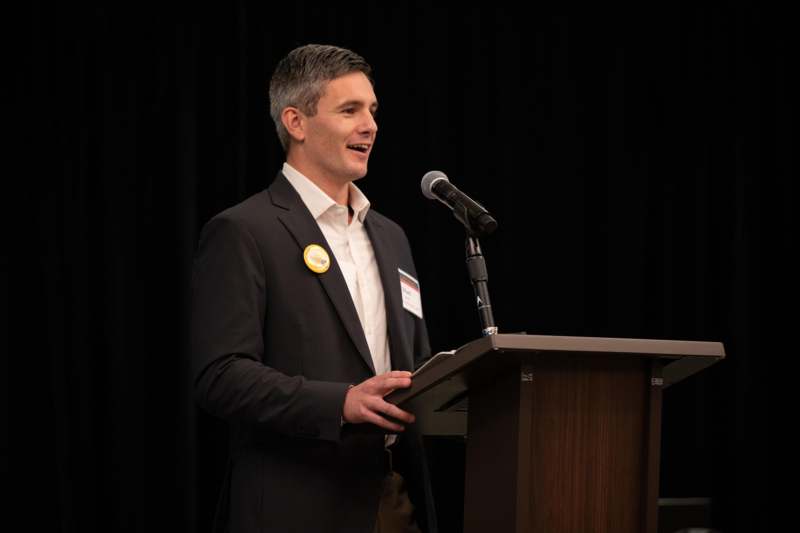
[421,171,498,237]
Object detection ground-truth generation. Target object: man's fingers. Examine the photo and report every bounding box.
[367,397,415,424]
[363,410,406,433]
[364,409,406,433]
[384,405,415,425]
[385,370,413,378]
[366,372,412,394]
[343,372,415,427]
[379,376,412,392]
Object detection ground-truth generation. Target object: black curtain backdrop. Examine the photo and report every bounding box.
[26,2,793,532]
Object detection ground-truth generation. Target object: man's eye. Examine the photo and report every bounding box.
[343,108,355,114]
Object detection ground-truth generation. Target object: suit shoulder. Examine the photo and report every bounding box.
[204,190,275,232]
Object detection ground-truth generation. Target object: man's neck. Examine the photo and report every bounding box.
[286,157,350,207]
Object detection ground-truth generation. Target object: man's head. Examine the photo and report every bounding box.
[269,45,378,188]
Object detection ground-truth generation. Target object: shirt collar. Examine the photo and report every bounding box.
[282,162,371,223]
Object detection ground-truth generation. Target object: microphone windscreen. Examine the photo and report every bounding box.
[421,171,449,199]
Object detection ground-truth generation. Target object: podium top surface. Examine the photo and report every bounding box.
[387,333,725,406]
[477,333,725,358]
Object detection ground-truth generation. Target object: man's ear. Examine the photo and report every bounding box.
[281,107,305,143]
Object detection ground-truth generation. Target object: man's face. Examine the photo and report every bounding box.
[293,71,378,184]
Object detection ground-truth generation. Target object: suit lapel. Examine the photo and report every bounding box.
[268,173,376,375]
[364,214,413,372]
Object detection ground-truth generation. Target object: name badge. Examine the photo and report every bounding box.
[398,268,423,319]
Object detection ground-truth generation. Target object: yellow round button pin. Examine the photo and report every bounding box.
[303,244,330,274]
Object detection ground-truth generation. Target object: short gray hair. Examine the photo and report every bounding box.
[269,44,373,151]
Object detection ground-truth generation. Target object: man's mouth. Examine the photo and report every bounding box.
[347,143,371,154]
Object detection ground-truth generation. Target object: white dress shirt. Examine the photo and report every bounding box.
[282,162,392,377]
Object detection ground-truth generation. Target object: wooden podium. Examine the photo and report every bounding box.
[387,334,725,533]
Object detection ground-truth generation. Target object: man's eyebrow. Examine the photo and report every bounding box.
[336,100,379,111]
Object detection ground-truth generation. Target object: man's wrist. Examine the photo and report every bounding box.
[341,384,355,426]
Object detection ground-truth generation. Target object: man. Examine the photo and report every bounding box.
[192,44,436,533]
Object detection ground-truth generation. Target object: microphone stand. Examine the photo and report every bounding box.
[463,209,498,336]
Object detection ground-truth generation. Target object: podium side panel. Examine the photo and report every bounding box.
[463,353,659,533]
[463,369,521,533]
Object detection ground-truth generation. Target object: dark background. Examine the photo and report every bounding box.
[25,2,792,531]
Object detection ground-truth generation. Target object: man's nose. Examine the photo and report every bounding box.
[359,110,378,134]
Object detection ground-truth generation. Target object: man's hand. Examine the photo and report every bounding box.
[342,371,416,432]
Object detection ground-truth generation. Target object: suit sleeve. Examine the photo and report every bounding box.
[191,215,350,442]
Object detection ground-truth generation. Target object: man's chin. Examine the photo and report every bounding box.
[347,164,369,181]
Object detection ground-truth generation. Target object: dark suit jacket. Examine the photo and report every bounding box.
[191,173,437,533]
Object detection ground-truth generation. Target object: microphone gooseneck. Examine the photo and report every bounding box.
[421,170,498,336]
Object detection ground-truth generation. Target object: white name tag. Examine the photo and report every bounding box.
[398,268,423,319]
